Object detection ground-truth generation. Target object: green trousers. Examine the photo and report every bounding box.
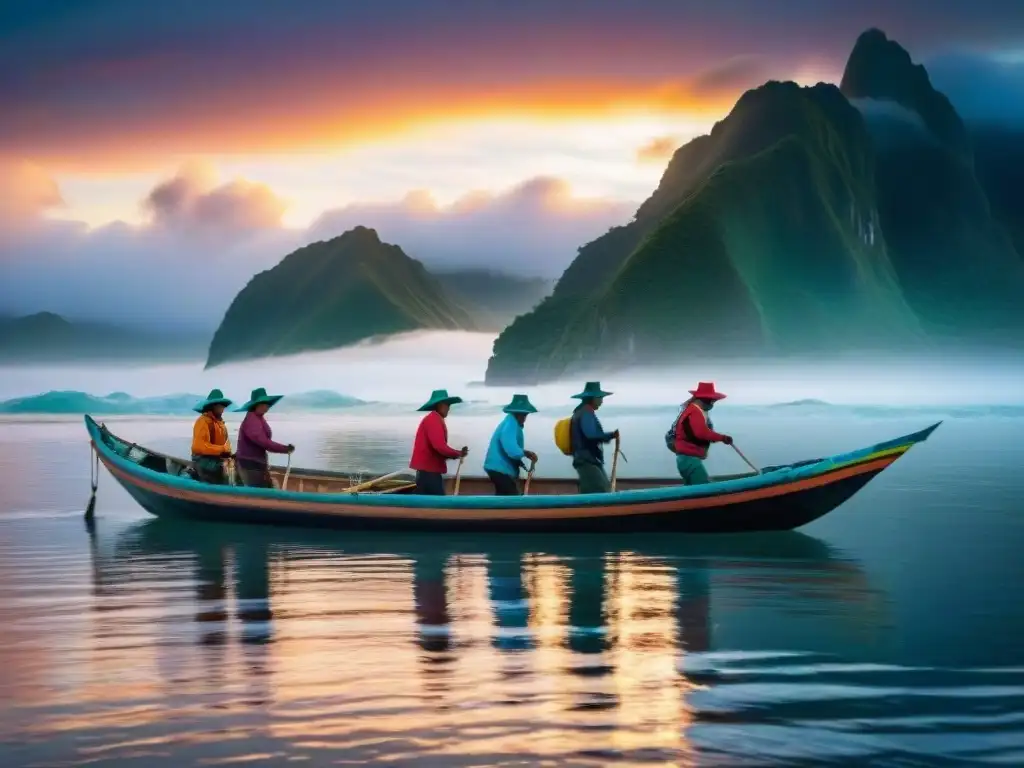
[574,461,611,494]
[676,454,710,485]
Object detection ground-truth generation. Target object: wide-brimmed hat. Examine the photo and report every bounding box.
[235,387,284,412]
[193,388,233,413]
[418,389,463,412]
[689,381,727,401]
[570,381,613,400]
[502,393,538,414]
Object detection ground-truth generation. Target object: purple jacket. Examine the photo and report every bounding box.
[236,412,289,464]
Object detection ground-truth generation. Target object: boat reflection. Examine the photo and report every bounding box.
[91,520,885,760]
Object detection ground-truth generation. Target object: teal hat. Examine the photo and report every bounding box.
[570,381,613,400]
[417,389,463,412]
[235,387,284,412]
[502,393,538,414]
[193,388,233,413]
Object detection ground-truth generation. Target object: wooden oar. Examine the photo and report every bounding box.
[610,435,622,492]
[281,453,293,490]
[453,455,465,496]
[523,457,537,496]
[731,443,761,475]
[341,470,409,494]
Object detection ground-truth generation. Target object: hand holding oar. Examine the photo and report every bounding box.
[730,442,760,475]
[523,456,538,496]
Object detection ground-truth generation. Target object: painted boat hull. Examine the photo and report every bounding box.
[85,415,939,534]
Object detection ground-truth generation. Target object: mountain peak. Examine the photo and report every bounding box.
[320,225,383,251]
[840,28,969,156]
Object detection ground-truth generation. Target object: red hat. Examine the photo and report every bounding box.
[689,381,727,401]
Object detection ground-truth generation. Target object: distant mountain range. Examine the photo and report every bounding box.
[7,28,1021,377]
[0,312,206,364]
[484,28,1024,384]
[205,227,552,368]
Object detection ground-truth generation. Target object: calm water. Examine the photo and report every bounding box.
[2,410,1023,767]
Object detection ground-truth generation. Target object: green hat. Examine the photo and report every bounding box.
[417,389,463,412]
[502,393,538,414]
[193,388,233,413]
[235,387,284,412]
[570,381,613,400]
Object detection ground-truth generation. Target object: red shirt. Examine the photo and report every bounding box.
[410,411,461,473]
[674,402,728,458]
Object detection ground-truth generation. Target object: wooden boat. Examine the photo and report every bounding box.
[85,415,940,534]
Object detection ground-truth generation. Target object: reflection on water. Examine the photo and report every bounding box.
[2,517,1021,766]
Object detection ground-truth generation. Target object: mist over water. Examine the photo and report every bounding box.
[2,330,1023,408]
[2,331,1024,766]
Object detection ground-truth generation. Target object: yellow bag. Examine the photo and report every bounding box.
[553,417,573,456]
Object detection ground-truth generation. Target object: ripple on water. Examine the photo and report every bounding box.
[1,510,1023,766]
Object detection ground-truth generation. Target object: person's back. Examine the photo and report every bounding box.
[566,382,617,494]
[570,404,604,466]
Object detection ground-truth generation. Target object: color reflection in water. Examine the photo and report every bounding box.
[0,519,901,765]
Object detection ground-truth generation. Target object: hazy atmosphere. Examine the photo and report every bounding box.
[2,2,1023,766]
[3,1,1024,330]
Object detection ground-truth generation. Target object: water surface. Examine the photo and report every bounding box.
[1,410,1023,766]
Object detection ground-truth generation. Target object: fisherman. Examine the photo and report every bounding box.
[569,381,619,494]
[484,394,539,495]
[671,381,733,485]
[235,387,294,488]
[191,389,234,484]
[410,389,469,495]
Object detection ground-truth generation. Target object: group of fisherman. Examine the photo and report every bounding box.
[190,380,734,495]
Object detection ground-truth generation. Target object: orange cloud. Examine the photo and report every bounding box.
[4,79,739,174]
[0,161,64,227]
[143,164,287,236]
[636,136,680,164]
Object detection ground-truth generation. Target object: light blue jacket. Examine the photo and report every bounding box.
[484,414,526,477]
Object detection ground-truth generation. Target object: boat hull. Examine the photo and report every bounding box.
[87,416,938,534]
[103,455,885,533]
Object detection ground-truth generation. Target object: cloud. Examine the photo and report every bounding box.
[0,161,64,229]
[636,136,680,164]
[850,98,930,131]
[308,176,633,277]
[683,55,772,99]
[926,52,1024,125]
[0,163,298,329]
[142,162,288,238]
[0,171,634,326]
[5,2,1024,168]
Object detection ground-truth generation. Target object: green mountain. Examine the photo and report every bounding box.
[436,269,553,331]
[970,125,1024,262]
[485,29,1024,385]
[0,312,206,363]
[486,80,923,384]
[206,227,476,368]
[840,29,1024,341]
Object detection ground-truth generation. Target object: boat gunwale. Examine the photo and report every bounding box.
[84,415,940,512]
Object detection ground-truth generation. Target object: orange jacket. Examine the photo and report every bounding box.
[192,413,231,457]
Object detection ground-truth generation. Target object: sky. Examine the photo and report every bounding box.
[2,0,1024,328]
